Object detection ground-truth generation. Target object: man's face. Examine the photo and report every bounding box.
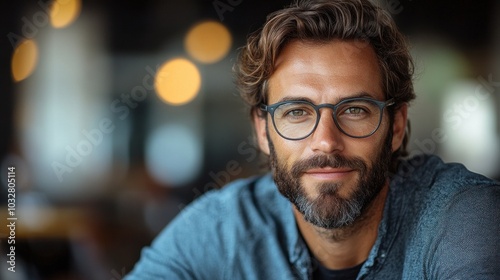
[255,40,401,229]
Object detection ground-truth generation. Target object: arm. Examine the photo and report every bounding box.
[125,193,226,280]
[427,185,500,279]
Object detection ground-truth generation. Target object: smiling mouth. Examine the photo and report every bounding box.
[303,168,355,180]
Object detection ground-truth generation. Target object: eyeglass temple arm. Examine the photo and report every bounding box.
[386,98,396,107]
[259,104,270,112]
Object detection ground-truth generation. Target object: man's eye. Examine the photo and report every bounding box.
[287,109,307,117]
[344,107,365,115]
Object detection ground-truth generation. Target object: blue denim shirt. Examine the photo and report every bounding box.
[126,155,500,279]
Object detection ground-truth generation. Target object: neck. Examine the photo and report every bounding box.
[294,183,389,270]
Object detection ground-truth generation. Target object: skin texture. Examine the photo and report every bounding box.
[253,40,408,269]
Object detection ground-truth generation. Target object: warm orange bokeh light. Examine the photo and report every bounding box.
[185,21,232,64]
[11,39,39,82]
[155,58,201,106]
[50,0,82,28]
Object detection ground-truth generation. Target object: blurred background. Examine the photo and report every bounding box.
[0,0,499,279]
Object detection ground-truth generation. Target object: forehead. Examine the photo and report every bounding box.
[267,40,384,103]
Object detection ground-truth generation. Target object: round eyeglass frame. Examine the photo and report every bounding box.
[259,97,395,140]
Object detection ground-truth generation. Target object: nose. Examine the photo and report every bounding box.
[309,109,345,154]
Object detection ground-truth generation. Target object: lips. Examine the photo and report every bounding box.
[303,168,355,180]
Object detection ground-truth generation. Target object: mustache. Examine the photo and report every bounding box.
[290,154,367,177]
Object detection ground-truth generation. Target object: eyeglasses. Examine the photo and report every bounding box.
[259,97,395,140]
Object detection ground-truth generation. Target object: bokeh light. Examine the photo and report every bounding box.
[185,21,232,64]
[145,124,203,187]
[11,39,39,82]
[155,58,201,105]
[440,81,499,177]
[50,0,82,28]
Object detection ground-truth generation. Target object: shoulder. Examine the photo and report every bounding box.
[162,173,283,242]
[183,173,285,224]
[394,155,500,278]
[426,184,500,278]
[127,174,291,279]
[394,154,499,220]
[393,154,498,198]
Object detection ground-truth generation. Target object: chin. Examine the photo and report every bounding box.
[302,175,359,200]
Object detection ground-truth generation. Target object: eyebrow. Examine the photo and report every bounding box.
[275,91,377,104]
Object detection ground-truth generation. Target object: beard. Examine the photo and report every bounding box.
[269,130,393,230]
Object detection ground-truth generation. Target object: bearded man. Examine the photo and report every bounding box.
[127,0,500,279]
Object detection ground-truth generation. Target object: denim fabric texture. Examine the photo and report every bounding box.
[126,155,500,279]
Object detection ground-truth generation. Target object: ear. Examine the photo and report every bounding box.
[253,110,270,155]
[391,103,408,153]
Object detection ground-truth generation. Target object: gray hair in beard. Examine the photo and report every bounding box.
[268,130,393,229]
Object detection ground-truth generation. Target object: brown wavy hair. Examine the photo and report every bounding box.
[234,0,415,161]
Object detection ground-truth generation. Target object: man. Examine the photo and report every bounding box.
[127,0,500,279]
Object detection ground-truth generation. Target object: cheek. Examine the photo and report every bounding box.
[348,126,389,162]
[345,140,374,159]
[270,132,305,166]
